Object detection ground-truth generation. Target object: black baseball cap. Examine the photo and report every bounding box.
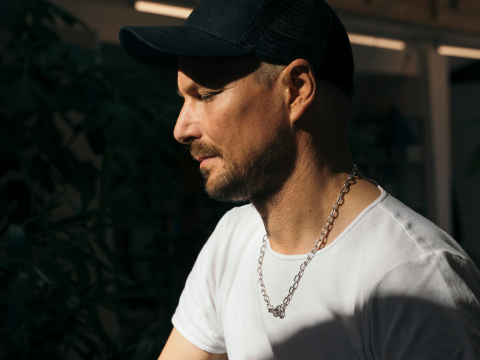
[120,0,355,98]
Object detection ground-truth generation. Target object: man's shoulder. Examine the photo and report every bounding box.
[352,192,473,295]
[358,194,480,358]
[375,193,467,257]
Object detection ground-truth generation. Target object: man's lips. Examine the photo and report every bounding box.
[196,155,219,167]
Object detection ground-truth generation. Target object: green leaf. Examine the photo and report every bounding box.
[8,271,30,330]
[80,102,116,132]
[67,160,99,212]
[100,264,135,286]
[98,144,112,212]
[53,212,96,229]
[7,224,26,259]
[63,193,81,214]
[82,306,115,350]
[110,213,169,237]
[68,44,95,67]
[46,1,89,29]
[66,247,90,287]
[66,294,80,309]
[23,190,65,226]
[0,77,46,114]
[111,174,135,201]
[0,132,36,217]
[32,265,56,286]
[91,232,122,272]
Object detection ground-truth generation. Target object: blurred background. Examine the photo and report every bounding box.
[1,0,479,359]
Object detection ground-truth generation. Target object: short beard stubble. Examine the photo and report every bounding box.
[189,124,296,204]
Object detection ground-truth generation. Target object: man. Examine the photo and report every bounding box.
[120,0,480,359]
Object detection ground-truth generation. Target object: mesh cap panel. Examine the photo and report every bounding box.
[240,0,354,98]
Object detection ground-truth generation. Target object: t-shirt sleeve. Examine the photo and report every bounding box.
[171,215,229,354]
[365,251,480,360]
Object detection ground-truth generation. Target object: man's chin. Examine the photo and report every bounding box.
[206,189,249,203]
[203,172,249,203]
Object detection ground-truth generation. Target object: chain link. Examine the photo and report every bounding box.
[257,164,357,319]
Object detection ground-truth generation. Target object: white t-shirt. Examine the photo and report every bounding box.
[172,187,480,359]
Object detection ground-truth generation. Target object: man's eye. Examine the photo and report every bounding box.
[198,93,217,101]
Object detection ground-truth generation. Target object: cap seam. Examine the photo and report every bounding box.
[317,4,333,73]
[238,0,269,52]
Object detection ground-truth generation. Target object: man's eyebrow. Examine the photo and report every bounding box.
[176,82,202,98]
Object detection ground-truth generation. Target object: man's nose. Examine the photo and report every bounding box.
[174,102,202,144]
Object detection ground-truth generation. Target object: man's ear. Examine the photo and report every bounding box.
[281,59,316,125]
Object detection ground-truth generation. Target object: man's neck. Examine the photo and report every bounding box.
[252,152,382,256]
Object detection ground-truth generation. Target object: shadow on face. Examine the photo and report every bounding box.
[177,55,263,90]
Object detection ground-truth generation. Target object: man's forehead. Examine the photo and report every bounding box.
[177,55,261,91]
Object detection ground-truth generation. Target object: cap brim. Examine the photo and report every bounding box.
[119,26,252,71]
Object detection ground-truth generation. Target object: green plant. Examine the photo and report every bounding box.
[0,0,181,358]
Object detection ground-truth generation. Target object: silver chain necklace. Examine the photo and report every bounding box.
[257,164,358,319]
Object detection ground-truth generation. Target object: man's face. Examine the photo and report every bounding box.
[175,56,296,203]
